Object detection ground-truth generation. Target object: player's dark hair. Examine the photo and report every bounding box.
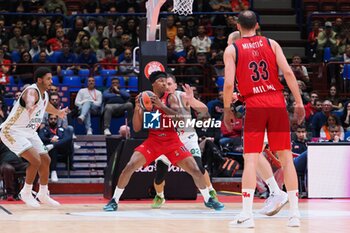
[149,71,167,84]
[34,67,51,82]
[238,10,257,30]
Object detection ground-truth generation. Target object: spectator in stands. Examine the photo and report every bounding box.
[110,24,124,52]
[214,54,224,77]
[207,90,224,120]
[167,41,178,64]
[333,17,345,37]
[75,77,102,135]
[0,48,11,85]
[191,25,211,54]
[90,24,105,52]
[304,91,319,122]
[29,38,41,59]
[103,17,117,39]
[96,37,116,61]
[174,26,186,55]
[42,18,56,42]
[307,20,322,60]
[209,0,231,11]
[0,17,9,46]
[119,48,138,76]
[57,40,76,75]
[0,96,8,124]
[297,80,310,104]
[199,15,213,37]
[173,56,188,84]
[184,43,197,63]
[320,114,345,140]
[212,25,227,52]
[340,101,350,132]
[166,15,177,43]
[290,55,309,83]
[84,17,97,37]
[67,18,87,42]
[184,16,197,39]
[186,52,216,89]
[1,44,11,61]
[230,0,249,11]
[291,125,308,155]
[8,27,29,52]
[74,33,91,55]
[46,27,65,52]
[44,0,67,15]
[23,17,44,41]
[75,45,98,73]
[125,18,138,47]
[224,15,238,36]
[100,49,118,70]
[102,78,133,136]
[312,100,333,137]
[39,114,73,182]
[219,104,243,150]
[327,85,343,111]
[13,51,34,84]
[82,0,101,14]
[0,141,28,201]
[316,21,337,61]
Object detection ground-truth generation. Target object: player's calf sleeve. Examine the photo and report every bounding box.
[194,156,206,175]
[154,160,169,185]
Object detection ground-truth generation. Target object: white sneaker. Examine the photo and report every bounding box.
[51,171,59,182]
[46,144,54,152]
[19,189,40,208]
[73,143,81,150]
[36,190,61,207]
[87,128,93,135]
[77,115,85,124]
[229,212,255,228]
[288,214,301,227]
[259,191,288,216]
[104,128,112,136]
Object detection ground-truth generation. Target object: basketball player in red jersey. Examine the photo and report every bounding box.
[104,71,224,211]
[224,11,305,228]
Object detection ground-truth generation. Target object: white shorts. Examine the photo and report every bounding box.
[0,131,48,156]
[156,132,201,166]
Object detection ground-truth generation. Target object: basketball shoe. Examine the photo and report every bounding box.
[229,212,255,228]
[19,189,40,208]
[36,190,61,206]
[258,191,288,216]
[103,198,118,211]
[204,197,224,210]
[209,189,218,201]
[151,195,165,209]
[288,211,301,227]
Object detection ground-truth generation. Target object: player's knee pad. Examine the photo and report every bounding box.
[154,160,169,185]
[194,156,206,175]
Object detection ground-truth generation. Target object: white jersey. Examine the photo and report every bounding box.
[0,84,49,141]
[174,90,196,142]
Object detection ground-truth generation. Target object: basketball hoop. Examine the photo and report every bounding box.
[173,0,194,16]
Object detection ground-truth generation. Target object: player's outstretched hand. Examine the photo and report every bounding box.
[224,110,236,132]
[182,84,194,102]
[57,107,69,119]
[294,102,305,125]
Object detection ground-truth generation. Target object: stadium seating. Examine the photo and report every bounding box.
[216,76,224,91]
[127,76,138,92]
[51,75,60,85]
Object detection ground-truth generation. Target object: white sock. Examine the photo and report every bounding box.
[265,176,282,195]
[39,185,48,194]
[288,190,299,214]
[112,187,125,203]
[208,185,214,191]
[199,188,211,202]
[157,192,164,199]
[23,183,33,192]
[242,189,255,215]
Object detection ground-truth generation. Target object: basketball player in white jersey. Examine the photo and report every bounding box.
[151,73,221,208]
[0,67,68,207]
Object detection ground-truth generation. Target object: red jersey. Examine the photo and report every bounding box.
[233,35,284,98]
[148,92,178,141]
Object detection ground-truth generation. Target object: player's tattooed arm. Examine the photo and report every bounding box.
[22,88,39,116]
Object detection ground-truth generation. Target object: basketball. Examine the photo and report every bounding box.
[139,91,155,111]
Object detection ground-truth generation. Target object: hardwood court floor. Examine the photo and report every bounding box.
[1,196,350,233]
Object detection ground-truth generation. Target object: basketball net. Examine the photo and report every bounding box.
[146,0,193,41]
[173,0,193,16]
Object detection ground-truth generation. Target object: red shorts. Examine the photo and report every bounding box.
[135,137,191,166]
[243,91,291,153]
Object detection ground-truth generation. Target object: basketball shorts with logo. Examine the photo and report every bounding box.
[0,130,48,156]
[135,136,191,166]
[156,132,201,166]
[243,91,291,153]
